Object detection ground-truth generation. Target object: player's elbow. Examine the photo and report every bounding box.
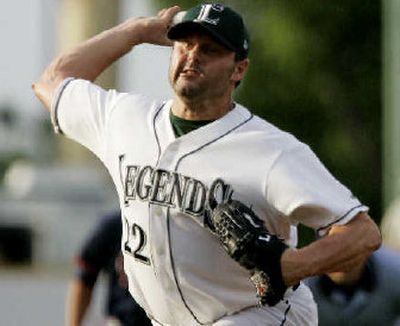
[32,77,52,112]
[358,213,382,254]
[330,212,382,260]
[32,69,66,112]
[368,225,382,253]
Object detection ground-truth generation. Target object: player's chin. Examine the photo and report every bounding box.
[175,76,197,89]
[174,82,203,99]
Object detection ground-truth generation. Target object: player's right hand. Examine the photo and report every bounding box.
[128,6,181,46]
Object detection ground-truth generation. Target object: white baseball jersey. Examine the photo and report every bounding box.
[52,78,368,326]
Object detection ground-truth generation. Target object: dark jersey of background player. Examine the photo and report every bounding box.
[305,247,400,325]
[71,211,152,325]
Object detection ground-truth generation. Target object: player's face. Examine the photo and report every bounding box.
[169,32,246,100]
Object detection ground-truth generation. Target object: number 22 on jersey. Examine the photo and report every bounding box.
[123,215,151,265]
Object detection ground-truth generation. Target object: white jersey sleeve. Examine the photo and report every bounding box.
[51,78,133,161]
[51,78,122,160]
[266,143,368,235]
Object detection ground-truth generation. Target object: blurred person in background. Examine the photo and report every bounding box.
[65,211,152,326]
[305,246,400,325]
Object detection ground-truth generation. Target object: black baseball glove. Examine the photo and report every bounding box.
[206,200,289,306]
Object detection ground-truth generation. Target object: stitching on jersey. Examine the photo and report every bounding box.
[316,204,366,233]
[166,208,205,325]
[150,316,166,326]
[211,287,297,324]
[148,102,167,281]
[153,103,165,166]
[165,112,254,325]
[51,77,75,135]
[174,113,254,170]
[280,300,291,326]
[211,304,259,324]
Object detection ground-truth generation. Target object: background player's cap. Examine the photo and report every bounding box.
[168,3,250,60]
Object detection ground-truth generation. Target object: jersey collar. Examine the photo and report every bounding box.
[153,100,253,170]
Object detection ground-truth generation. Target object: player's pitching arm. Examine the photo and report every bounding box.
[32,6,181,110]
[281,211,381,287]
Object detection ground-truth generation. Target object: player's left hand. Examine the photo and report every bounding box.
[207,199,290,306]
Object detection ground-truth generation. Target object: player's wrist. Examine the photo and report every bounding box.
[117,17,149,47]
[280,248,306,287]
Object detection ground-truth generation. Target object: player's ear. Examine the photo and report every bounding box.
[231,58,249,84]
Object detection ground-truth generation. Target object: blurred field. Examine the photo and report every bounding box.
[0,265,106,326]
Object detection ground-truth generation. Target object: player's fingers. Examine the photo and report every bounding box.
[158,8,167,17]
[145,5,180,47]
[162,5,181,21]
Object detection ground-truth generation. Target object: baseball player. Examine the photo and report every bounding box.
[33,3,381,326]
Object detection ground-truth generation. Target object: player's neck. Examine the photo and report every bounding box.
[171,95,234,121]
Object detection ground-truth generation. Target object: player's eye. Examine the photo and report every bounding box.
[203,42,231,57]
[204,47,218,54]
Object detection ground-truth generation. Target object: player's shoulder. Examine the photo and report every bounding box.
[106,88,165,118]
[113,90,162,110]
[64,78,164,117]
[235,104,307,152]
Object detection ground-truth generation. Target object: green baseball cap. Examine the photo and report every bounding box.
[168,3,250,59]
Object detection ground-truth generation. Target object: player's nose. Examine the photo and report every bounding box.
[186,44,202,62]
